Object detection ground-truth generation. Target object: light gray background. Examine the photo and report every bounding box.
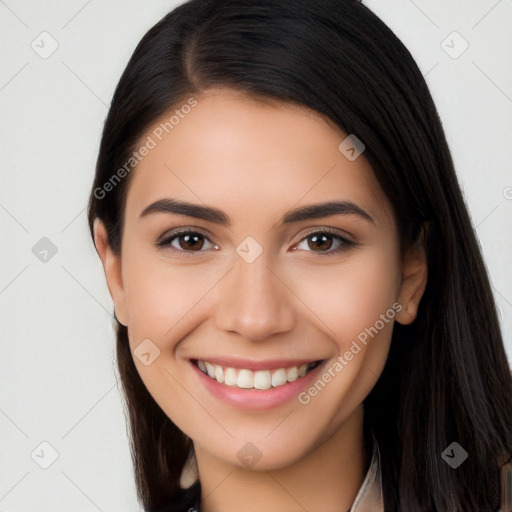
[1,1,511,510]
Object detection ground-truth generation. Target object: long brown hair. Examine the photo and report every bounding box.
[87,1,512,510]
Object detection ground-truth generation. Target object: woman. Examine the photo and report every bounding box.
[87,1,512,510]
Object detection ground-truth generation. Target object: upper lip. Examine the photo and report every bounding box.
[191,356,323,371]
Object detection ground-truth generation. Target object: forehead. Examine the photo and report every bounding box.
[124,88,392,227]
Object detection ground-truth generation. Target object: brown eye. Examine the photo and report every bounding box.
[294,230,355,256]
[157,230,217,253]
[307,233,334,252]
[176,233,205,251]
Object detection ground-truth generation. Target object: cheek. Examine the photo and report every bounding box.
[121,250,222,345]
[289,247,400,344]
[119,251,217,426]
[290,250,400,422]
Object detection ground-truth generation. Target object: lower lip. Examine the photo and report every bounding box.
[190,360,327,410]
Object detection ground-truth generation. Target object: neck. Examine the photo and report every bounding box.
[194,405,369,512]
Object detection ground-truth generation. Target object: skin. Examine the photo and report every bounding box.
[94,88,427,512]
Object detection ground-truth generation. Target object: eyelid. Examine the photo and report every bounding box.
[290,227,356,254]
[293,226,356,245]
[156,226,214,245]
[155,227,218,258]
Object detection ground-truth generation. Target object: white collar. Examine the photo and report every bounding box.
[349,432,384,512]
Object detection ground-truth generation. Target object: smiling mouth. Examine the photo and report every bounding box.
[192,359,324,390]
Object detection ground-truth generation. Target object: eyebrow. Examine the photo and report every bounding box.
[139,198,375,226]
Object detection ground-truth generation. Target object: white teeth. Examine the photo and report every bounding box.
[224,367,238,387]
[204,361,215,378]
[214,365,224,384]
[253,370,272,390]
[271,368,287,387]
[287,366,298,382]
[196,360,319,390]
[237,369,253,389]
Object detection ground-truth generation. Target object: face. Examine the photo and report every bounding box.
[94,88,427,471]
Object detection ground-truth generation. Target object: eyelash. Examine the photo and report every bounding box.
[156,227,356,258]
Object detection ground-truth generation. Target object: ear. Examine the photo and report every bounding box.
[93,218,129,326]
[395,224,428,325]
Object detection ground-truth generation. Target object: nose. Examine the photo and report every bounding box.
[214,253,296,342]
